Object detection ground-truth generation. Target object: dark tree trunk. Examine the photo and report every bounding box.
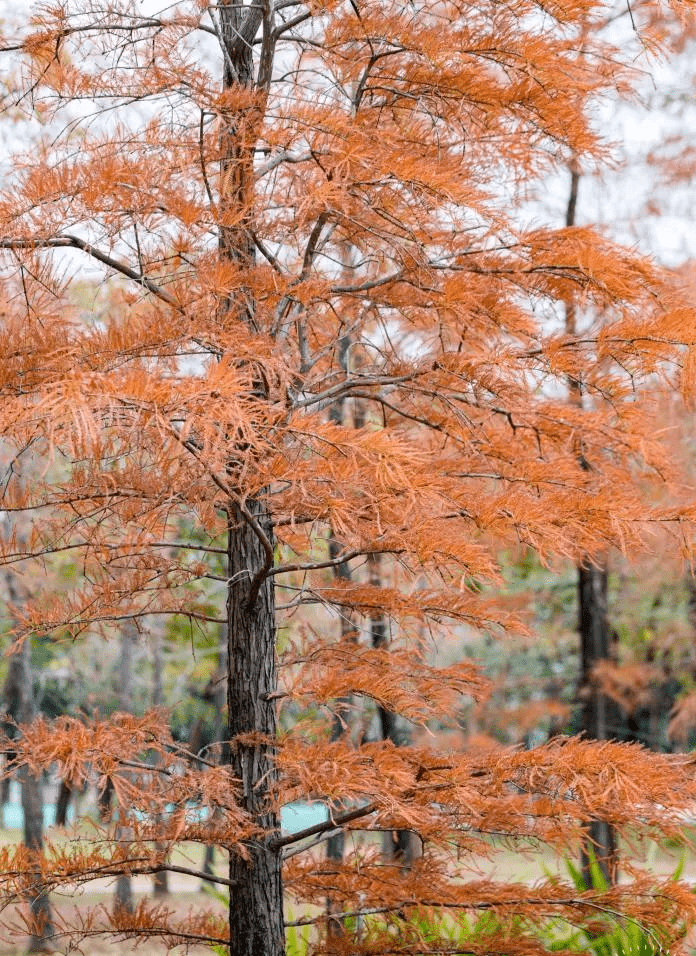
[214,4,284,952]
[98,776,114,820]
[54,779,72,828]
[579,565,611,740]
[216,4,284,953]
[369,555,421,868]
[326,328,355,875]
[561,168,619,887]
[3,560,55,952]
[11,667,54,951]
[578,563,619,886]
[151,623,169,897]
[1,752,14,805]
[114,624,135,915]
[202,845,215,884]
[226,503,283,956]
[18,670,54,954]
[20,762,54,954]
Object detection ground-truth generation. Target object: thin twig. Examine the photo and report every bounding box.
[0,236,181,310]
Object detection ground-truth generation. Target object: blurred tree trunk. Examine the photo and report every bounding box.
[1,752,14,805]
[369,554,421,868]
[201,632,228,889]
[54,780,72,828]
[151,622,169,896]
[325,329,354,948]
[114,623,136,915]
[20,757,52,954]
[578,563,619,885]
[2,565,55,952]
[564,167,618,886]
[98,775,114,820]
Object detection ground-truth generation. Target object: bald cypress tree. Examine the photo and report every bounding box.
[0,1,696,954]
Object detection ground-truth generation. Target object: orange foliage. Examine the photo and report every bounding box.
[0,0,695,953]
[591,661,662,717]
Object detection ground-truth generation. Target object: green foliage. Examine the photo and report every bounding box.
[549,921,662,956]
[285,921,312,956]
[546,853,678,956]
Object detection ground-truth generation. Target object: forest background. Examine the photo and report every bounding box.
[3,1,696,956]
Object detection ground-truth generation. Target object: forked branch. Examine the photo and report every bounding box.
[0,236,182,310]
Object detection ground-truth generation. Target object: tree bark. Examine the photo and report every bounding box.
[20,761,54,954]
[226,504,283,956]
[215,4,284,953]
[98,776,114,820]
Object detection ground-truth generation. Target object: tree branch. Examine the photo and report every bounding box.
[0,236,181,310]
[257,0,276,90]
[269,801,377,849]
[0,18,216,54]
[272,10,311,37]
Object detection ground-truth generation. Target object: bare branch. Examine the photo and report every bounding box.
[330,268,405,294]
[255,150,313,178]
[272,10,311,37]
[0,236,182,309]
[269,801,377,849]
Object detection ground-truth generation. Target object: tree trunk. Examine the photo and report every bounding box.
[3,558,55,952]
[98,776,114,820]
[216,4,284,953]
[326,330,353,868]
[578,563,619,885]
[579,565,611,741]
[325,518,354,937]
[1,753,12,806]
[201,635,227,892]
[8,643,54,950]
[114,624,135,915]
[20,762,54,954]
[562,167,619,887]
[151,623,169,896]
[201,845,216,886]
[369,555,421,868]
[54,779,72,828]
[226,503,283,956]
[114,861,134,916]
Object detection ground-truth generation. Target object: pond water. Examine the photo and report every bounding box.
[2,799,329,834]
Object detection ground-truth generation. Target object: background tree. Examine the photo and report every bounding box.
[1,519,54,952]
[1,2,696,956]
[113,622,137,916]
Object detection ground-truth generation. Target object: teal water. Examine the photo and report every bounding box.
[2,800,328,834]
[280,801,329,833]
[3,802,61,829]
